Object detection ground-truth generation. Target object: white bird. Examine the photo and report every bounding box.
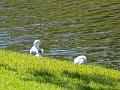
[30,40,44,57]
[74,55,87,64]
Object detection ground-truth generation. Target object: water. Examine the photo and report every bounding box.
[0,0,120,69]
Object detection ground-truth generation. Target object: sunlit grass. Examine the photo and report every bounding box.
[0,50,120,90]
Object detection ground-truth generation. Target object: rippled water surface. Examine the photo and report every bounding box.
[0,0,120,69]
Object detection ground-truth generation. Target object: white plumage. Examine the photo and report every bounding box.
[30,40,44,57]
[74,55,87,64]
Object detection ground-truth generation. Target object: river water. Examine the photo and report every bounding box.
[0,0,120,69]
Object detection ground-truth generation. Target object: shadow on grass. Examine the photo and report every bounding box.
[62,70,118,87]
[0,64,18,73]
[1,64,119,89]
[23,70,94,90]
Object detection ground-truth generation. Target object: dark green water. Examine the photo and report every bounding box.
[0,0,120,69]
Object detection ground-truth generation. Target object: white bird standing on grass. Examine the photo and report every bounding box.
[74,55,87,64]
[30,40,44,57]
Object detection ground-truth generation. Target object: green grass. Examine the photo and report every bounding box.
[0,50,120,90]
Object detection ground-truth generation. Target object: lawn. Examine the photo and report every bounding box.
[0,50,120,90]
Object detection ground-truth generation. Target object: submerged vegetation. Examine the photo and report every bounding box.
[0,50,120,90]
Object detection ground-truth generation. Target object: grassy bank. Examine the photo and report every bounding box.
[0,50,120,90]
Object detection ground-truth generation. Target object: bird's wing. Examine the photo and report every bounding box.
[38,49,44,54]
